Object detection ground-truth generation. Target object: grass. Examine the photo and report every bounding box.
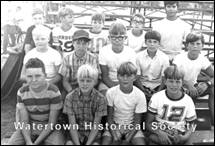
[1,94,16,140]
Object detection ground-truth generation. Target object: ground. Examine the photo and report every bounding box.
[1,94,16,140]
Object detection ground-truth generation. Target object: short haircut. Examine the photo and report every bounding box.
[145,30,161,42]
[164,1,179,7]
[91,13,105,23]
[109,22,127,36]
[185,31,205,44]
[25,58,46,74]
[132,13,145,23]
[164,64,184,80]
[32,8,44,16]
[117,62,137,76]
[58,7,73,18]
[77,64,98,81]
[32,25,51,38]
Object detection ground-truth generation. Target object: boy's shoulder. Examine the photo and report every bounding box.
[19,84,30,94]
[47,83,59,93]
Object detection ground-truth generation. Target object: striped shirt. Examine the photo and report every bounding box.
[17,83,63,123]
[59,51,100,86]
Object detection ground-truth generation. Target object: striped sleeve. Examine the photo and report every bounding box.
[148,96,158,114]
[49,85,63,110]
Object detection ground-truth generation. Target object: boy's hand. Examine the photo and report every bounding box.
[196,82,208,95]
[170,134,183,144]
[188,85,199,97]
[157,130,172,145]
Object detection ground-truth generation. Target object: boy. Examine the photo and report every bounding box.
[22,25,62,85]
[7,58,64,145]
[102,62,146,145]
[126,13,146,53]
[87,13,109,55]
[63,64,107,145]
[152,1,191,60]
[146,65,197,145]
[173,31,214,125]
[24,8,50,54]
[135,30,169,101]
[59,29,100,93]
[52,7,78,57]
[99,22,136,95]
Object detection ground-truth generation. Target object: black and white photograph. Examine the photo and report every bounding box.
[1,1,214,145]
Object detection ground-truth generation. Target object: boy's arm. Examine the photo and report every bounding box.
[107,106,120,141]
[85,116,102,145]
[100,65,118,88]
[19,105,33,145]
[63,77,73,93]
[68,115,80,145]
[48,64,62,85]
[203,65,214,86]
[125,113,143,143]
[33,109,61,145]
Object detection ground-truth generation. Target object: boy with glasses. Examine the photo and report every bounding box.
[126,13,146,53]
[98,22,136,95]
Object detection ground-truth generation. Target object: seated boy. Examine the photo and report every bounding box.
[87,13,109,55]
[7,58,64,145]
[102,62,146,145]
[59,29,100,94]
[63,64,107,145]
[135,30,169,101]
[146,65,197,145]
[99,22,136,95]
[126,13,146,53]
[173,31,214,125]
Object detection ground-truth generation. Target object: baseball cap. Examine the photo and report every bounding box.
[72,30,91,41]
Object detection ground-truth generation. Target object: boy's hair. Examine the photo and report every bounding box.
[77,64,98,81]
[32,8,44,16]
[145,30,161,42]
[58,7,73,18]
[164,64,184,80]
[132,13,145,23]
[25,58,46,74]
[164,1,179,7]
[185,31,205,44]
[109,22,127,36]
[32,25,51,38]
[117,62,137,76]
[91,13,105,23]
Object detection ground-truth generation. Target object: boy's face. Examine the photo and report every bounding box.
[25,68,46,89]
[165,3,178,17]
[132,16,144,29]
[165,78,182,94]
[78,77,95,95]
[33,33,49,50]
[117,74,136,89]
[91,20,104,32]
[61,15,74,27]
[146,39,160,52]
[109,34,127,48]
[187,39,203,58]
[32,14,44,25]
[73,39,89,52]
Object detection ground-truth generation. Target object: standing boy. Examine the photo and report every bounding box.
[63,64,107,145]
[146,65,197,145]
[7,58,64,145]
[102,62,146,145]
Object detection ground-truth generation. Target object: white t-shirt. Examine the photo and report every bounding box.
[99,44,136,82]
[87,29,109,54]
[126,29,146,53]
[173,52,211,85]
[52,26,78,57]
[107,85,147,125]
[23,47,62,81]
[136,50,170,89]
[148,90,197,132]
[153,18,191,59]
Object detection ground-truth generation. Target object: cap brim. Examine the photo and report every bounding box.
[73,36,91,41]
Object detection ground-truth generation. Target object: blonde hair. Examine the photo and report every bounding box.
[32,25,51,38]
[77,64,98,81]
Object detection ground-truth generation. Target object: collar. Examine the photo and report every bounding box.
[77,88,96,101]
[73,51,87,61]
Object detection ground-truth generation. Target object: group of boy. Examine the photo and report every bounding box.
[7,1,214,145]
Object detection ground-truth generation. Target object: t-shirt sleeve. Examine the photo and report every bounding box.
[185,98,197,122]
[16,89,25,110]
[135,91,147,113]
[106,89,114,107]
[99,47,107,65]
[53,51,62,66]
[201,56,211,70]
[148,94,159,114]
[136,54,142,76]
[50,90,63,110]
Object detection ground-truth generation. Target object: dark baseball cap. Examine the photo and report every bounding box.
[72,30,91,41]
